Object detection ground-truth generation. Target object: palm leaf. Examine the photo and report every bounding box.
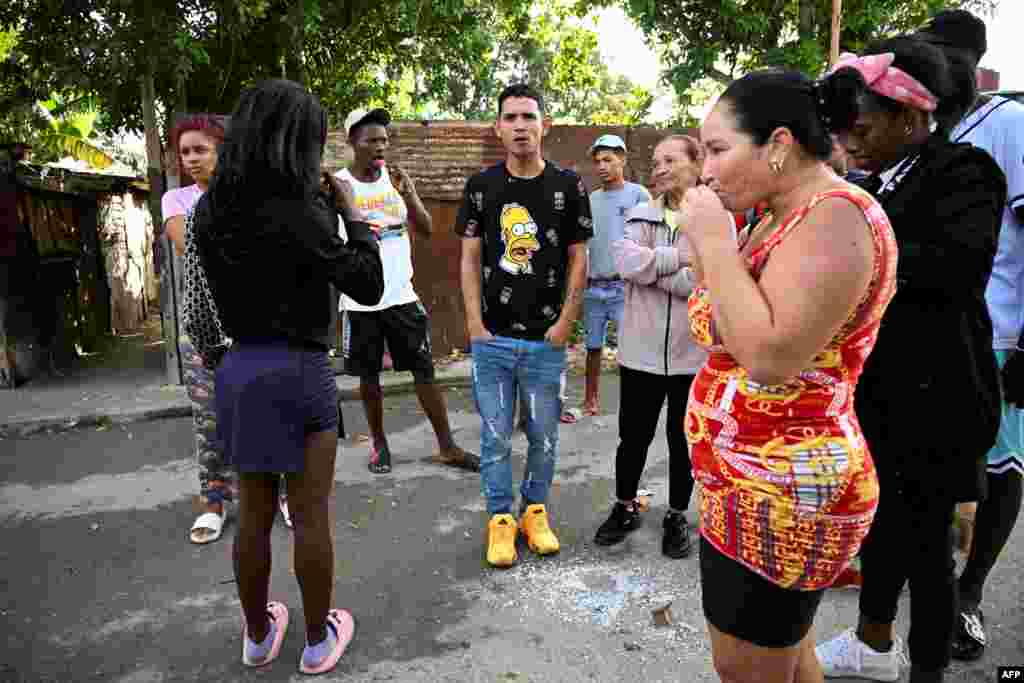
[40,131,115,169]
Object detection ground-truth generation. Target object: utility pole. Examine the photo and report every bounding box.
[830,0,843,66]
[142,59,182,385]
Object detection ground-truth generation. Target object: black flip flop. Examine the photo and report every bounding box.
[430,449,480,472]
[459,451,481,472]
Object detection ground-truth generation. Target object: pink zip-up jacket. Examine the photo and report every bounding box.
[613,196,707,376]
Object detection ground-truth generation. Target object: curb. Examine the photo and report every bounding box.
[0,372,474,439]
[0,404,194,439]
[335,371,472,402]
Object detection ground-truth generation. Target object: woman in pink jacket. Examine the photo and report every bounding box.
[593,135,709,559]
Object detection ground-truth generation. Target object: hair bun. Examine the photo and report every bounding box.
[816,66,866,133]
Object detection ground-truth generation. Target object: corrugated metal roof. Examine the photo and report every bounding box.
[16,162,144,197]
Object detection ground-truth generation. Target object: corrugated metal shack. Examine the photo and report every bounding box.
[0,161,155,387]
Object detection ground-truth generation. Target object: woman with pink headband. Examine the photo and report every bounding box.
[816,36,1006,683]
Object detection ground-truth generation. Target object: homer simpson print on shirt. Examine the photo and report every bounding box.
[455,160,593,340]
[498,203,541,275]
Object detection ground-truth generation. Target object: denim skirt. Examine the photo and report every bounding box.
[215,339,338,473]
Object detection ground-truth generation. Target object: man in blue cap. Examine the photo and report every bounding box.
[571,134,650,419]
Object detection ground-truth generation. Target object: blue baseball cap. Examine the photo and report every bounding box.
[590,134,627,154]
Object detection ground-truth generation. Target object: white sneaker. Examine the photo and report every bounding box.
[816,628,904,681]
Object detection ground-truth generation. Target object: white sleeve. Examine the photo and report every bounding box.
[1001,106,1024,217]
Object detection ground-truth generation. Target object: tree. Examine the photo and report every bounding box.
[0,1,539,133]
[0,31,114,167]
[583,0,999,102]
[0,27,48,144]
[588,76,655,125]
[415,0,654,124]
[30,96,116,169]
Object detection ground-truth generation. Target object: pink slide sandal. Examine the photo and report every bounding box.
[242,601,289,667]
[299,608,355,675]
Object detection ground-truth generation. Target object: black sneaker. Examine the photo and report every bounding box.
[662,511,692,559]
[951,606,986,661]
[594,502,641,546]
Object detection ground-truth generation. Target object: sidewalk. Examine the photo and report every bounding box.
[0,341,614,438]
[0,325,179,438]
[0,360,475,439]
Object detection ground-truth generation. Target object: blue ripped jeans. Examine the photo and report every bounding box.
[471,336,567,515]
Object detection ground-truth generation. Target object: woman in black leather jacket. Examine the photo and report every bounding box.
[815,37,1006,683]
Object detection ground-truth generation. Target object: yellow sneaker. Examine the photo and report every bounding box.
[519,504,560,555]
[487,514,518,568]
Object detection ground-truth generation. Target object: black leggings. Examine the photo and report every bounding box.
[858,481,956,672]
[615,366,695,511]
[959,469,1023,608]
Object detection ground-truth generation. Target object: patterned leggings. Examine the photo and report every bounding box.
[180,336,236,504]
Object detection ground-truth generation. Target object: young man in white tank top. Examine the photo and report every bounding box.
[336,109,476,474]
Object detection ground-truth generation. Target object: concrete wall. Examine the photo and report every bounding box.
[99,190,158,334]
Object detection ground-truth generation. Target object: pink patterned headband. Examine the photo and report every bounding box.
[830,52,938,112]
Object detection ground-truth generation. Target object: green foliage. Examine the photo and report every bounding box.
[25,96,115,169]
[420,0,653,124]
[0,0,536,135]
[584,0,999,105]
[0,28,114,169]
[0,27,15,58]
[3,0,660,140]
[588,78,654,125]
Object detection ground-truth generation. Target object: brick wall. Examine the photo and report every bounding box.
[323,121,693,356]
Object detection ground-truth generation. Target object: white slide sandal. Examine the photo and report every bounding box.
[190,505,228,544]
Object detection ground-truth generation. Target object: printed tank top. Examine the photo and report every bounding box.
[685,187,898,590]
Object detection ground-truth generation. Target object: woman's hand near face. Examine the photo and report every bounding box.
[680,186,735,247]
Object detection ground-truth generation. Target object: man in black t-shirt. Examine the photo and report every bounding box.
[456,83,593,568]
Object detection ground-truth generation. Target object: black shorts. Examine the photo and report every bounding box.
[700,537,824,648]
[341,301,435,382]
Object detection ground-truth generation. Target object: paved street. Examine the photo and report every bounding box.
[1,374,1022,682]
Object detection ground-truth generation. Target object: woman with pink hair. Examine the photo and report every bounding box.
[161,114,240,544]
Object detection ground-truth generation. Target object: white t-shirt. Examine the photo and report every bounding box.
[954,96,1024,349]
[335,167,418,312]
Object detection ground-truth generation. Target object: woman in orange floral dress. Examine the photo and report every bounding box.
[679,66,897,681]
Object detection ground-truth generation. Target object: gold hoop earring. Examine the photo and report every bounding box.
[770,159,783,174]
[904,124,913,137]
